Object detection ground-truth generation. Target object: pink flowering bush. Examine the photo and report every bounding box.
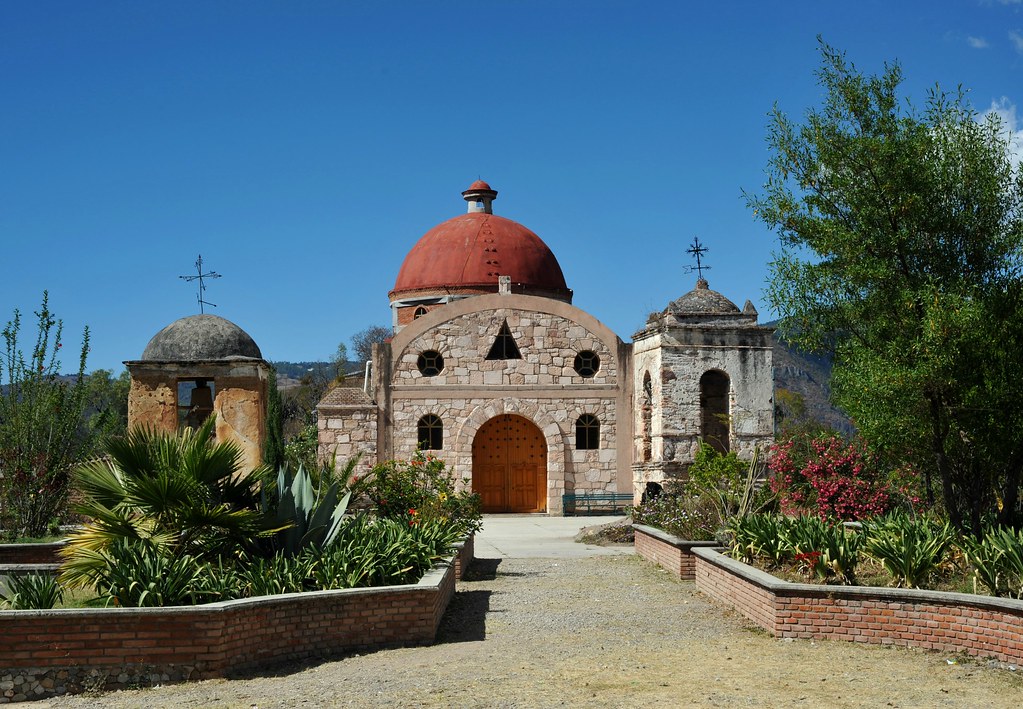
[768,434,919,521]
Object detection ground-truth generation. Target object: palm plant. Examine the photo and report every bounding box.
[59,417,276,590]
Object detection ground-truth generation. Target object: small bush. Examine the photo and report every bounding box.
[768,434,919,521]
[0,573,63,609]
[959,526,1023,598]
[93,539,211,607]
[862,513,956,589]
[364,452,482,536]
[730,513,787,565]
[631,493,717,541]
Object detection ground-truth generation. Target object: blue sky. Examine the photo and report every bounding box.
[3,1,1022,372]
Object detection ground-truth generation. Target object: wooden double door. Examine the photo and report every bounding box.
[472,414,547,513]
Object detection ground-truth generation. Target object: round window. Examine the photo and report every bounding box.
[573,351,600,378]
[417,350,444,377]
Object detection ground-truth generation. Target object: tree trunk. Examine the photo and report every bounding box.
[927,394,962,530]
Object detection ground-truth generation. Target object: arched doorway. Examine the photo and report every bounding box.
[472,414,547,513]
[700,369,731,454]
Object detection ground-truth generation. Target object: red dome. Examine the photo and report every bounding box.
[390,212,571,300]
[467,179,492,191]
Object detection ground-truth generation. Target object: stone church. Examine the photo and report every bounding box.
[125,180,773,515]
[315,181,774,514]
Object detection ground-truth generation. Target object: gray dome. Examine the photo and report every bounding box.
[666,279,740,315]
[141,314,262,361]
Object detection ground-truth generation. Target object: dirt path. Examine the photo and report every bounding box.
[42,554,1021,708]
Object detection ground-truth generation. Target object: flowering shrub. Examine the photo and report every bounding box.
[768,434,918,521]
[631,492,717,541]
[364,452,482,536]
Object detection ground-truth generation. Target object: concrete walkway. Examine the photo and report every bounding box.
[473,514,634,558]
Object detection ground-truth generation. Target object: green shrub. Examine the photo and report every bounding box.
[237,553,314,596]
[92,539,209,607]
[631,492,717,541]
[365,452,481,536]
[0,573,63,609]
[60,417,273,591]
[0,293,98,539]
[314,514,462,588]
[730,513,787,565]
[863,513,956,588]
[959,526,1023,599]
[781,515,861,584]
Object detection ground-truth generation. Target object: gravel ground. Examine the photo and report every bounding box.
[40,554,1022,708]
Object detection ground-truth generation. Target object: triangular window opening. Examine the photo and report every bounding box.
[486,321,522,360]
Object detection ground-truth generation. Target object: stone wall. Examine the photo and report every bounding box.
[631,323,773,490]
[391,308,618,388]
[126,361,269,475]
[317,407,378,475]
[381,294,634,513]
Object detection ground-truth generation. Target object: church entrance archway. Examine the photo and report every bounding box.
[471,414,547,513]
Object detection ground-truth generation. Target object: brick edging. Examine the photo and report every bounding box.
[0,542,65,566]
[634,526,1023,665]
[632,524,718,580]
[0,540,470,703]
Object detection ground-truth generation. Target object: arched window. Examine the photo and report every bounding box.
[641,371,653,462]
[417,414,443,450]
[413,306,428,319]
[178,378,215,430]
[700,370,730,453]
[576,414,600,450]
[417,350,444,376]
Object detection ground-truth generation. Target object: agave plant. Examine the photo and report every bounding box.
[862,513,956,588]
[59,417,277,590]
[959,526,1023,598]
[729,513,786,565]
[0,573,63,609]
[260,461,355,557]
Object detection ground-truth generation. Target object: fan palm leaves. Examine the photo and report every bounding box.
[60,417,277,589]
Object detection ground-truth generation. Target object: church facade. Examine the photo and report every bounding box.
[317,181,774,514]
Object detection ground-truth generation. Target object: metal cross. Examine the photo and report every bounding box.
[179,254,221,313]
[684,237,711,279]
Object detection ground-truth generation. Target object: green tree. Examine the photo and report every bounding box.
[747,40,1023,531]
[263,364,286,471]
[0,293,97,538]
[83,368,131,443]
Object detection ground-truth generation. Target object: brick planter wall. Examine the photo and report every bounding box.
[0,556,461,703]
[0,542,63,565]
[632,525,719,579]
[454,533,475,580]
[636,525,1023,665]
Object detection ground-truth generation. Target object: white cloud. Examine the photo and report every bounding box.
[1010,30,1023,53]
[967,36,989,48]
[984,97,1023,167]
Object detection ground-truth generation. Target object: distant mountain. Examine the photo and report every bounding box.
[768,324,853,434]
[270,361,361,389]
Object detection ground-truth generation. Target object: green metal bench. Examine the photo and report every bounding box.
[562,492,633,515]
